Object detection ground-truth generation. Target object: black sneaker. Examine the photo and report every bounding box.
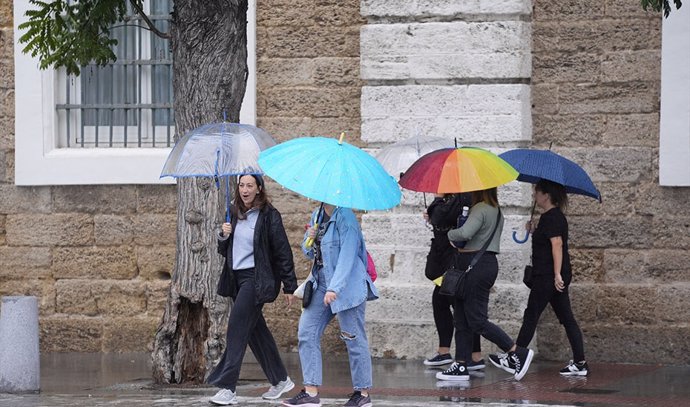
[508,347,534,381]
[282,389,321,407]
[343,391,372,407]
[467,358,485,371]
[560,360,589,376]
[423,352,453,366]
[488,353,516,374]
[435,362,470,381]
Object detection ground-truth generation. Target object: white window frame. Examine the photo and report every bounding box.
[13,0,257,185]
[659,4,690,186]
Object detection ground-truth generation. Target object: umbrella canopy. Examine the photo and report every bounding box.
[399,147,518,193]
[499,149,601,201]
[160,122,276,178]
[258,135,401,210]
[375,135,452,178]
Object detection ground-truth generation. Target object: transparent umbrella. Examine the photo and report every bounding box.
[375,135,452,179]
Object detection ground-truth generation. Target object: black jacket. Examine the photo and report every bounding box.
[424,193,472,280]
[216,204,297,304]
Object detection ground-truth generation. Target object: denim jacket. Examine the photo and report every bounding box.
[302,206,378,313]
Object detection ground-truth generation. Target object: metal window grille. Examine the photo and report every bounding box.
[55,0,174,148]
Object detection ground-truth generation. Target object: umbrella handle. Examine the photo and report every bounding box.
[512,230,530,244]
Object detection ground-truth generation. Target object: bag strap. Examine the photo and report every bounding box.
[464,208,501,273]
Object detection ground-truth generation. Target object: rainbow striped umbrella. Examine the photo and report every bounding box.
[398,147,518,193]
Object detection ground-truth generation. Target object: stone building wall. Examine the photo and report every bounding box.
[531,0,690,363]
[0,0,363,354]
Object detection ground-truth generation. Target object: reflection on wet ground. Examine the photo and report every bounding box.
[0,352,688,406]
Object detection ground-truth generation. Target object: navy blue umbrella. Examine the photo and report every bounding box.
[499,149,601,243]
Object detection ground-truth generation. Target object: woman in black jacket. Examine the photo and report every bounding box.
[423,193,484,371]
[207,174,298,405]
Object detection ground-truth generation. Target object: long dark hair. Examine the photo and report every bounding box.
[231,174,270,220]
[471,187,499,207]
[536,179,568,211]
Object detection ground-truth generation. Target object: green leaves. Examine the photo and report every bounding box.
[18,0,133,76]
[641,0,683,18]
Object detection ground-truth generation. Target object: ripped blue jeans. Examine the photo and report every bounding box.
[297,267,372,390]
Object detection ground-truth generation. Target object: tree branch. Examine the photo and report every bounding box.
[129,0,171,39]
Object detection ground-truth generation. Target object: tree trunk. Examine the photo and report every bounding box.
[152,0,248,384]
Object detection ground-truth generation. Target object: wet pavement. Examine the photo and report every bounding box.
[0,352,688,406]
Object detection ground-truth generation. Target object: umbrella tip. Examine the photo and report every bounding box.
[338,132,345,144]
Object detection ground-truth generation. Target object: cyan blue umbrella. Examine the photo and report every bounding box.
[258,134,401,211]
[499,148,601,243]
[160,122,276,221]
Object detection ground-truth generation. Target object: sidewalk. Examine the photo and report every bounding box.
[0,352,688,406]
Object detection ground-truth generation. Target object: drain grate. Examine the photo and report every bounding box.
[561,388,619,394]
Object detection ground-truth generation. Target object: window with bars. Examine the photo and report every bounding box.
[55,0,174,148]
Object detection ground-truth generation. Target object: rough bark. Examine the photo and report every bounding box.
[152,0,248,384]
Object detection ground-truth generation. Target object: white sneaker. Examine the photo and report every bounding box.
[210,388,238,405]
[262,376,295,400]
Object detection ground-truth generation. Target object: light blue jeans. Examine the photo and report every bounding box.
[298,268,373,390]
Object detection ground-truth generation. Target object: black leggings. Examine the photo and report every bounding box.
[516,274,585,362]
[432,285,481,357]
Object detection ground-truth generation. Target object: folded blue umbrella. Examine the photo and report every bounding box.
[499,148,601,243]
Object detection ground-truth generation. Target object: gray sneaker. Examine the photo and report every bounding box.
[209,388,238,405]
[282,389,321,407]
[263,376,295,400]
[343,391,372,407]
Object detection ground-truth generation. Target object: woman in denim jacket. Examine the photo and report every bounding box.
[283,204,378,407]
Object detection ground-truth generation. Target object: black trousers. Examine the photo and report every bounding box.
[432,285,481,356]
[207,268,288,391]
[453,253,514,363]
[516,274,585,362]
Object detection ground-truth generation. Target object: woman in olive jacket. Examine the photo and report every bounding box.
[207,174,298,405]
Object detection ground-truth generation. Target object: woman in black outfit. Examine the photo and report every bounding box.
[423,193,484,371]
[207,174,299,405]
[490,179,588,376]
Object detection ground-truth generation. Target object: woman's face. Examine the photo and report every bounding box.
[238,175,260,208]
[533,188,550,210]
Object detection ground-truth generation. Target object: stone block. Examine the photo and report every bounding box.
[136,245,175,280]
[488,284,530,321]
[558,82,659,115]
[314,57,362,86]
[258,86,360,118]
[145,280,170,315]
[366,320,437,359]
[0,115,14,150]
[603,113,658,147]
[258,58,315,87]
[360,0,531,18]
[0,57,14,89]
[0,185,51,214]
[386,248,428,284]
[53,185,137,214]
[586,285,659,325]
[0,88,13,118]
[566,182,636,216]
[258,26,360,58]
[0,246,51,279]
[569,249,604,283]
[94,215,133,245]
[258,1,362,28]
[534,0,605,21]
[601,50,661,83]
[55,280,147,317]
[39,316,102,353]
[635,182,690,216]
[651,216,690,249]
[655,285,690,324]
[361,212,430,248]
[361,84,531,143]
[556,147,653,183]
[0,279,55,314]
[6,214,93,247]
[644,250,690,283]
[496,249,531,284]
[533,114,605,147]
[136,185,177,214]
[0,30,12,62]
[533,20,660,54]
[532,51,601,84]
[361,22,531,80]
[52,246,137,280]
[132,214,177,245]
[605,0,664,18]
[0,0,12,27]
[368,284,433,322]
[103,317,159,352]
[601,249,647,283]
[569,215,653,249]
[498,181,534,209]
[0,296,40,393]
[531,84,560,114]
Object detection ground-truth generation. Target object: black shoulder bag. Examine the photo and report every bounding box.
[439,209,501,299]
